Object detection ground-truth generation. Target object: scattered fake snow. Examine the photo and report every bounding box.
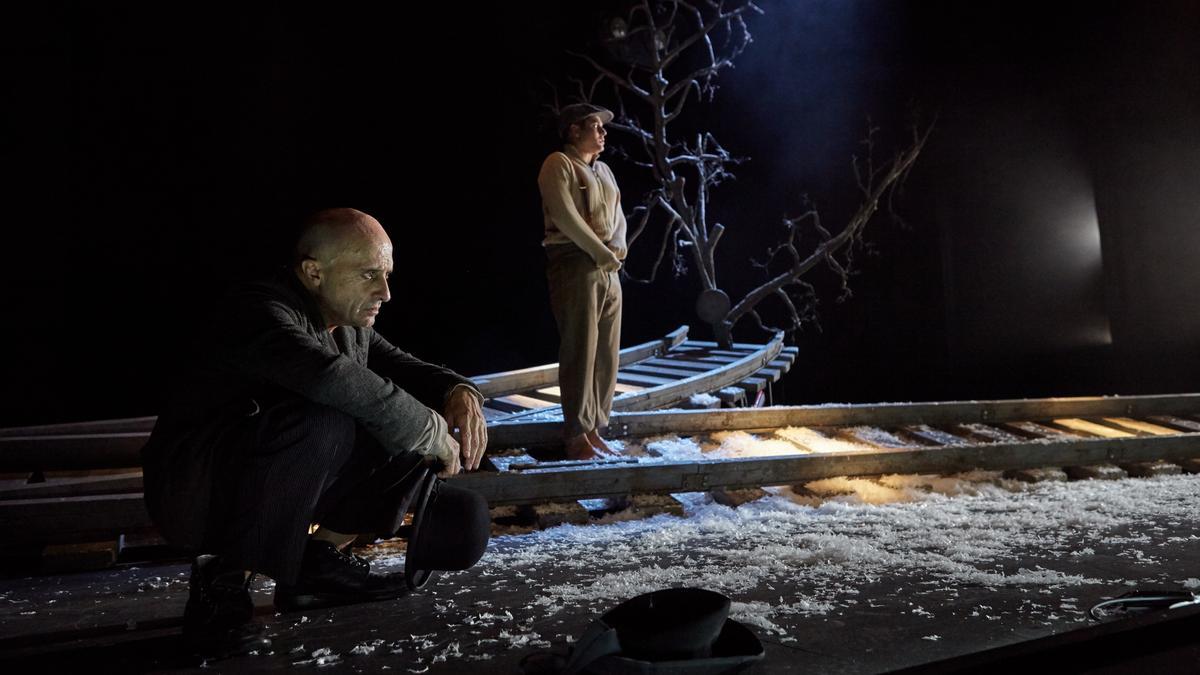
[339,451,1200,670]
[351,640,385,656]
[7,433,1198,671]
[292,647,341,667]
[448,472,1200,646]
[688,392,721,406]
[641,427,877,463]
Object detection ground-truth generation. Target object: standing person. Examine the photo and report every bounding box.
[537,103,628,460]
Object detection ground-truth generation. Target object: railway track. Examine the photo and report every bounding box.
[3,393,1200,552]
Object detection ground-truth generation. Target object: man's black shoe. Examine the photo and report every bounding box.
[183,555,271,659]
[274,540,408,612]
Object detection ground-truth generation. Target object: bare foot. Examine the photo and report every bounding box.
[564,434,599,461]
[586,429,616,455]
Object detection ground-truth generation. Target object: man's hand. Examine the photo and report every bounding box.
[597,250,622,273]
[435,435,462,478]
[444,386,488,471]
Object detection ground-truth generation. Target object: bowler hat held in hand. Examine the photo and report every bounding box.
[403,468,491,590]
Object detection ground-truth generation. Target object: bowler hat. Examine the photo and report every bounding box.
[544,588,764,674]
[404,468,491,590]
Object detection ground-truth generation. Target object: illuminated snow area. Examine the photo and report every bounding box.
[361,463,1200,670]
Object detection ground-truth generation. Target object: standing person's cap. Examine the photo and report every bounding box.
[558,103,615,139]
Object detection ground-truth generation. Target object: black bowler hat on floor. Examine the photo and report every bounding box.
[538,587,764,674]
[404,468,491,590]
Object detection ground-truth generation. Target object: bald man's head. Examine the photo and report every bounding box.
[295,208,390,266]
[294,208,395,331]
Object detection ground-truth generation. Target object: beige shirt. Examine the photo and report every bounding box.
[538,145,628,264]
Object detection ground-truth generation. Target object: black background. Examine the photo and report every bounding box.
[3,1,1199,426]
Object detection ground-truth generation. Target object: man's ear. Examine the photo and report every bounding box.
[298,258,323,289]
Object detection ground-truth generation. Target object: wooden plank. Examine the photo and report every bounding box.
[1119,460,1182,478]
[1063,464,1127,480]
[947,424,1025,444]
[481,406,515,421]
[454,432,1200,506]
[1098,418,1177,436]
[493,394,558,410]
[767,357,794,374]
[835,426,913,449]
[40,539,122,572]
[0,493,155,543]
[899,425,967,446]
[0,417,157,438]
[533,387,562,403]
[470,326,688,397]
[622,363,705,379]
[710,487,768,507]
[494,333,784,424]
[715,387,747,407]
[1003,467,1068,483]
[683,339,778,351]
[732,376,768,396]
[776,346,799,366]
[616,371,678,387]
[1049,418,1135,438]
[489,394,1200,450]
[752,365,783,383]
[483,399,527,413]
[0,472,143,500]
[1001,421,1082,439]
[1146,415,1200,433]
[644,357,712,372]
[0,434,147,472]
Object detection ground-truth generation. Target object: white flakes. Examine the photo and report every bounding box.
[292,647,341,667]
[706,430,804,459]
[431,641,462,663]
[688,393,721,406]
[922,634,941,641]
[498,630,550,649]
[350,639,385,656]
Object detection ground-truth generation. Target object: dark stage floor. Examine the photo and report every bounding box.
[2,473,1198,673]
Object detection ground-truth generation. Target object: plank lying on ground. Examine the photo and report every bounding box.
[0,434,148,471]
[0,493,155,543]
[8,431,1200,540]
[0,417,157,438]
[456,432,1200,505]
[488,394,1200,449]
[0,472,143,500]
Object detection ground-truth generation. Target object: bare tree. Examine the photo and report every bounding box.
[559,0,932,347]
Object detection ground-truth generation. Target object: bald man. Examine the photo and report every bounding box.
[142,208,490,658]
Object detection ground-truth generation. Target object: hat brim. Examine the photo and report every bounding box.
[587,618,765,675]
[404,468,438,591]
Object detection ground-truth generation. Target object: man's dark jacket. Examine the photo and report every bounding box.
[142,271,475,549]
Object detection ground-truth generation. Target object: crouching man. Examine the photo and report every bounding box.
[142,208,491,657]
